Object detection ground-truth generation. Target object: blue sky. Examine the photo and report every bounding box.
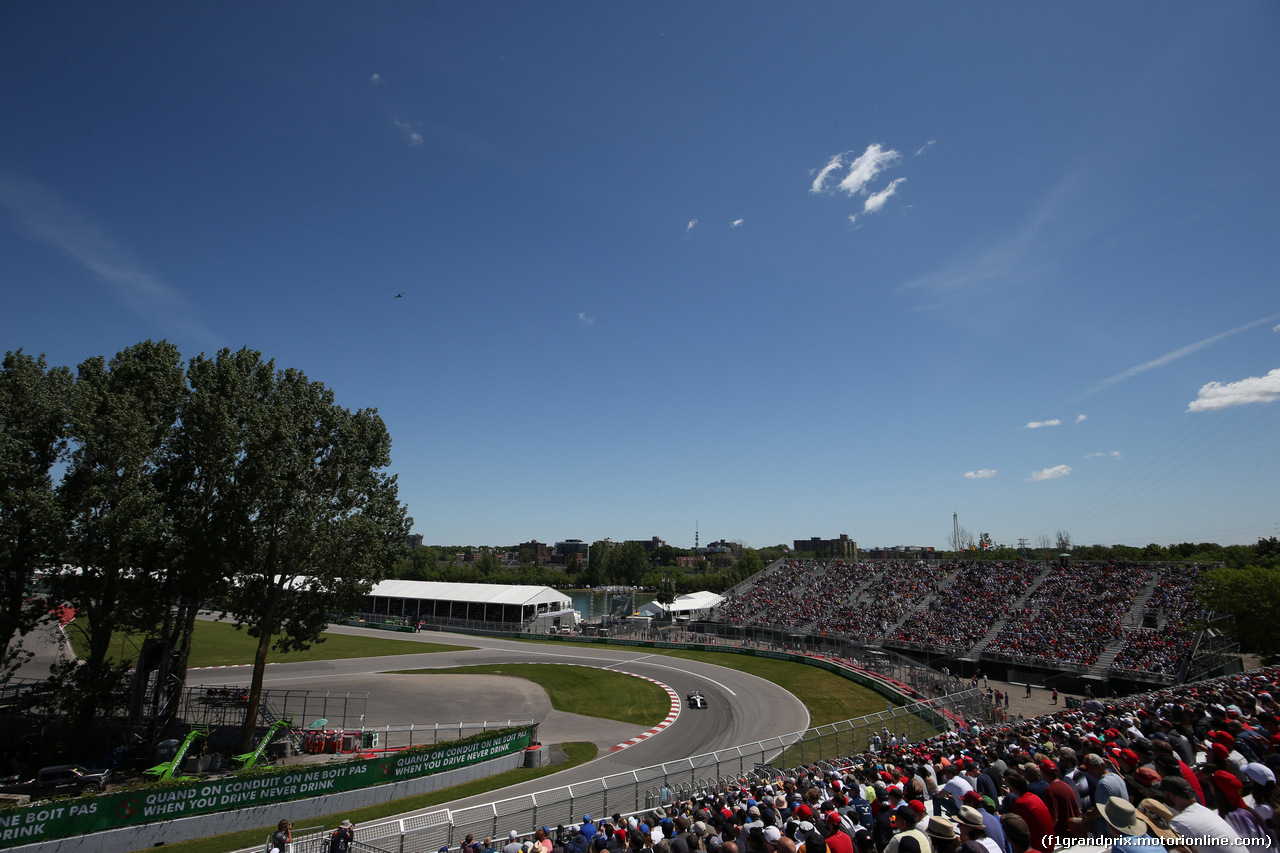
[3,3,1278,550]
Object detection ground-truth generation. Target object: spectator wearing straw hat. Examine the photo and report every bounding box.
[926,816,959,853]
[955,807,1000,853]
[1097,797,1162,853]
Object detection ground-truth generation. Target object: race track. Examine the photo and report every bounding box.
[186,625,810,809]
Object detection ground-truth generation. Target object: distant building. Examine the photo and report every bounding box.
[555,539,590,562]
[518,540,549,564]
[405,534,424,550]
[704,539,743,559]
[793,534,858,560]
[627,536,666,552]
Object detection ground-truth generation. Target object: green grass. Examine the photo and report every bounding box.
[655,649,886,726]
[392,663,670,727]
[133,742,598,853]
[66,618,473,667]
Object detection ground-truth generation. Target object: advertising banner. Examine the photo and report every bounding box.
[0,727,532,848]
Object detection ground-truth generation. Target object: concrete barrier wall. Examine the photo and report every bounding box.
[11,751,525,853]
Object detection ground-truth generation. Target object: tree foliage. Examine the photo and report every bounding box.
[1196,538,1280,660]
[210,356,410,748]
[2,341,411,756]
[0,351,72,682]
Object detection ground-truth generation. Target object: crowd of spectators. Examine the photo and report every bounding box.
[490,668,1280,853]
[1112,566,1213,678]
[985,564,1147,667]
[714,560,880,630]
[713,558,1216,678]
[890,562,1038,653]
[819,567,947,642]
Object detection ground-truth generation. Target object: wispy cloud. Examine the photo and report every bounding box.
[0,171,216,343]
[1029,465,1072,482]
[686,218,698,235]
[370,73,383,85]
[863,178,906,215]
[1021,419,1062,430]
[1187,368,1280,412]
[915,140,936,156]
[1080,312,1280,399]
[731,219,744,228]
[964,469,997,480]
[811,144,901,197]
[1084,451,1122,460]
[895,172,1078,306]
[392,119,423,146]
[577,312,596,326]
[1075,414,1087,423]
[1273,323,1280,332]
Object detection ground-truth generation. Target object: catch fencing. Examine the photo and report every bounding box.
[302,688,985,853]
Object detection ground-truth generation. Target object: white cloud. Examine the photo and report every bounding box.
[1187,368,1280,412]
[1273,323,1280,332]
[1029,465,1072,482]
[392,119,423,146]
[964,469,997,479]
[810,144,901,197]
[848,214,858,226]
[731,219,744,228]
[577,312,596,326]
[1075,414,1087,423]
[1081,312,1280,399]
[915,140,936,156]
[1021,419,1062,430]
[1084,451,1122,460]
[810,155,845,194]
[370,73,383,85]
[0,171,216,343]
[863,178,906,214]
[686,218,698,234]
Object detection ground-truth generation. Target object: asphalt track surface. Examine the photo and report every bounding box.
[187,624,811,812]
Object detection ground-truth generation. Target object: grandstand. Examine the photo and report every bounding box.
[702,557,1240,690]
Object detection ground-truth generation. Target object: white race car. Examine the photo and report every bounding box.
[687,690,708,709]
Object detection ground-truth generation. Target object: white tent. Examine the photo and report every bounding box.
[637,590,723,620]
[363,581,572,626]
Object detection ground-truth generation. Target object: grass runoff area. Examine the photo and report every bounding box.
[67,618,473,667]
[392,663,672,727]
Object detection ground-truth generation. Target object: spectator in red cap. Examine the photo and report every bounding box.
[1209,771,1274,847]
[822,811,855,853]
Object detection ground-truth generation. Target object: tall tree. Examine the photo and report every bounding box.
[215,363,410,750]
[151,348,273,733]
[0,351,72,682]
[54,341,186,745]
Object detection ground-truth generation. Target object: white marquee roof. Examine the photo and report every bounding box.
[638,590,724,616]
[368,580,571,609]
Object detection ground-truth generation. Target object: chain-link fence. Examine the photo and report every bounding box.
[324,689,984,853]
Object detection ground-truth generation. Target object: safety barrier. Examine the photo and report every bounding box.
[308,690,984,853]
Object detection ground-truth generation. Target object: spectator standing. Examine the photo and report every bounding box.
[271,819,293,853]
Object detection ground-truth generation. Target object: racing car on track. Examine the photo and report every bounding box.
[687,690,707,709]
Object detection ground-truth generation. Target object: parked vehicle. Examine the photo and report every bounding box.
[0,765,111,799]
